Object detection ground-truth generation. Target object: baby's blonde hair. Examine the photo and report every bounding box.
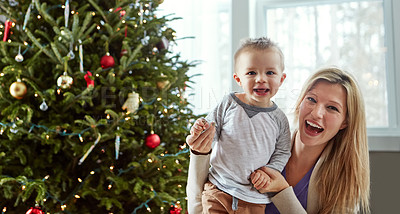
[234,37,285,71]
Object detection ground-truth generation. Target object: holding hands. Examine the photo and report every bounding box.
[251,167,290,194]
[251,168,271,191]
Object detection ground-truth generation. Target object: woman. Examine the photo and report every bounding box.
[186,67,370,214]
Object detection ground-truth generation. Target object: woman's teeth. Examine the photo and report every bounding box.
[306,121,322,129]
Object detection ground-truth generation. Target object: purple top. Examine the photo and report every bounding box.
[265,165,315,213]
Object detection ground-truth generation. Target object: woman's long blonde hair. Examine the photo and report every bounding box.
[293,67,370,213]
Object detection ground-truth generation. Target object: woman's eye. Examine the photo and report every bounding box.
[307,97,316,103]
[328,106,339,112]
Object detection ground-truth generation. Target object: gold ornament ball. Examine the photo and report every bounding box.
[156,80,170,90]
[9,81,27,99]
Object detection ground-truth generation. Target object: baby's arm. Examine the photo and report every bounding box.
[250,168,271,191]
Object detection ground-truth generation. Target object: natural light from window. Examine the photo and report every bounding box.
[157,0,231,115]
[263,0,387,128]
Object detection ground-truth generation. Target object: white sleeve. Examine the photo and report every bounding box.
[186,151,211,214]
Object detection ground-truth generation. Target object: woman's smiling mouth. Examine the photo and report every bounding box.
[305,120,324,134]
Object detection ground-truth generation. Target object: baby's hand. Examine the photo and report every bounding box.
[250,168,271,191]
[190,118,210,137]
[186,118,215,154]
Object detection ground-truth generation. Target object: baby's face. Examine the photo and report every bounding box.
[233,49,286,108]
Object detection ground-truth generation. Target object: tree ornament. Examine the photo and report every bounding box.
[15,45,24,62]
[156,36,169,51]
[9,79,27,99]
[23,1,34,30]
[26,206,44,214]
[100,53,115,69]
[145,133,160,149]
[78,133,102,165]
[40,99,48,111]
[10,123,18,133]
[8,0,18,7]
[84,71,94,88]
[120,49,128,56]
[115,127,120,160]
[115,7,126,19]
[3,20,12,42]
[169,204,182,214]
[122,92,140,113]
[57,72,73,89]
[141,31,150,45]
[64,0,70,28]
[67,42,75,59]
[78,39,85,72]
[157,80,170,90]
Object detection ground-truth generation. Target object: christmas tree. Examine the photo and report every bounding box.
[0,0,196,213]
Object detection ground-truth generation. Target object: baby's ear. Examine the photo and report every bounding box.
[279,73,286,85]
[233,73,242,86]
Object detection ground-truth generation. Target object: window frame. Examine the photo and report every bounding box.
[240,0,400,151]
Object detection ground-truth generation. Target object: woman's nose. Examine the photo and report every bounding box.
[311,104,324,119]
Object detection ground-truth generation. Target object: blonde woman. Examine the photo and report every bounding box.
[186,67,370,214]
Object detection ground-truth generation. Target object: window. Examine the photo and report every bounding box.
[157,0,231,115]
[250,0,400,138]
[249,0,400,150]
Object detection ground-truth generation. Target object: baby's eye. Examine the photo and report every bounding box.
[247,71,256,75]
[266,71,275,75]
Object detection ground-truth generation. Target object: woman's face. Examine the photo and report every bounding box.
[298,80,348,148]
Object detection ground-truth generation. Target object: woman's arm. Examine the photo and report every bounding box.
[270,187,307,214]
[186,121,215,214]
[186,151,211,214]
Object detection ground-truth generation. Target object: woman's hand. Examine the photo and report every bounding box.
[253,166,290,194]
[186,118,215,154]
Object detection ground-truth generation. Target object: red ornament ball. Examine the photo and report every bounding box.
[100,54,115,69]
[156,36,169,50]
[26,206,44,214]
[169,205,182,214]
[145,134,160,149]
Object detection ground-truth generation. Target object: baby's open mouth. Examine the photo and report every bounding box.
[253,88,270,93]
